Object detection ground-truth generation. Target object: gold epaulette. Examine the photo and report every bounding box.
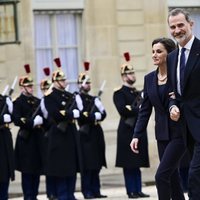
[113,86,122,92]
[125,105,132,111]
[20,117,26,124]
[5,123,9,128]
[12,96,17,102]
[60,110,66,116]
[83,111,88,117]
[44,89,53,96]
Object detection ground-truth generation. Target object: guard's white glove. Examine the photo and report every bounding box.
[94,112,102,120]
[40,98,48,119]
[6,97,13,114]
[73,109,80,119]
[33,115,43,127]
[75,94,83,111]
[3,114,11,123]
[94,97,105,113]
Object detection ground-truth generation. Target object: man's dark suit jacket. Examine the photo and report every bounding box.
[167,37,200,143]
[133,70,182,141]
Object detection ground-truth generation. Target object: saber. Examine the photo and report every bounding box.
[98,80,106,97]
[9,76,18,96]
[2,85,9,96]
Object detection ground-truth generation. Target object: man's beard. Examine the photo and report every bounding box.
[174,32,190,45]
[82,87,90,93]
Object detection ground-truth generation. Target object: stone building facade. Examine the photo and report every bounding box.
[0,0,200,191]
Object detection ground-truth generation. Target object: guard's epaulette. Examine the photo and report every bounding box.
[44,84,54,96]
[12,96,17,102]
[113,86,122,92]
[44,92,51,97]
[44,89,53,96]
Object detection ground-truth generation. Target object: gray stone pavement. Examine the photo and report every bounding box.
[9,172,188,200]
[11,185,157,200]
[10,185,188,200]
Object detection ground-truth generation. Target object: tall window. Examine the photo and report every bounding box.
[34,10,82,96]
[0,0,19,44]
[189,8,200,39]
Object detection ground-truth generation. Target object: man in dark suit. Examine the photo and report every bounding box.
[167,8,200,200]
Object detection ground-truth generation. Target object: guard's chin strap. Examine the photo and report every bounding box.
[57,80,65,91]
[126,74,134,85]
[23,86,32,96]
[125,74,135,85]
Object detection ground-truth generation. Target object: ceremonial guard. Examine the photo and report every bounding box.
[13,65,43,200]
[113,53,150,199]
[77,62,107,199]
[43,58,82,200]
[40,67,57,200]
[0,85,15,199]
[39,67,52,174]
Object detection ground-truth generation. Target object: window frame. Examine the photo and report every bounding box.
[0,0,20,45]
[34,10,83,96]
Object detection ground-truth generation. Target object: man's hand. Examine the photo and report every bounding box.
[130,138,139,154]
[170,105,180,121]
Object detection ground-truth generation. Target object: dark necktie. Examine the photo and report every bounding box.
[180,47,186,93]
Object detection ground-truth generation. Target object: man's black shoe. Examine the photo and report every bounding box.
[137,192,150,198]
[84,194,95,199]
[94,194,107,198]
[128,193,139,198]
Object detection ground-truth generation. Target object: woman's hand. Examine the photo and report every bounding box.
[170,106,180,121]
[130,138,139,154]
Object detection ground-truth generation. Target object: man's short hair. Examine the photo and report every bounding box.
[168,8,191,23]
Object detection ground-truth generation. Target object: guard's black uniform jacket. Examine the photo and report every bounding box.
[0,95,15,182]
[13,94,42,174]
[44,88,79,177]
[78,93,107,170]
[38,110,49,175]
[37,98,52,175]
[113,85,149,168]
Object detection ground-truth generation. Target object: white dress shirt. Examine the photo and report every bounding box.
[177,35,195,95]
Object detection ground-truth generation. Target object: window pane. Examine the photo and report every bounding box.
[34,11,81,95]
[59,48,79,91]
[190,10,200,39]
[34,14,52,47]
[56,13,79,91]
[34,14,53,97]
[56,14,77,46]
[0,3,16,43]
